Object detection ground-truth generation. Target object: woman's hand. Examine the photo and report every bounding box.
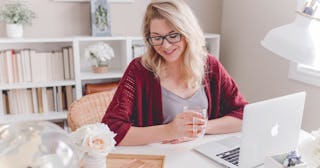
[166,111,206,139]
[161,137,195,144]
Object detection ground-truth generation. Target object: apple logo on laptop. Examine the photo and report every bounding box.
[271,122,279,136]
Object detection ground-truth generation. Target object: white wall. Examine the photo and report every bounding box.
[0,0,222,37]
[3,0,317,131]
[221,0,320,131]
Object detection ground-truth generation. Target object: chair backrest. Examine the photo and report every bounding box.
[67,89,115,131]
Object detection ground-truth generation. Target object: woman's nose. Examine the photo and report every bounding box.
[161,39,172,48]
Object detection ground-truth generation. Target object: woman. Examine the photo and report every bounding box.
[102,0,247,146]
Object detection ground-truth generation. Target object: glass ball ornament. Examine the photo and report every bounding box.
[0,121,81,168]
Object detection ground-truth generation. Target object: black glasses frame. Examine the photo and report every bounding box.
[147,33,182,46]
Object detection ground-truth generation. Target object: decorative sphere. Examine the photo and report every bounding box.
[0,121,81,168]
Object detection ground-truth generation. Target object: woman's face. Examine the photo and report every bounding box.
[149,18,187,65]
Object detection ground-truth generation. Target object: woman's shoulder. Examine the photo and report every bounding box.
[126,57,153,74]
[206,53,221,69]
[127,57,144,70]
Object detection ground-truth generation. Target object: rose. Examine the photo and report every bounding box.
[70,123,116,157]
[311,128,320,166]
[85,42,115,67]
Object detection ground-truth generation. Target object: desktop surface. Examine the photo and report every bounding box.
[109,130,311,168]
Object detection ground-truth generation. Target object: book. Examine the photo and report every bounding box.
[5,50,14,83]
[36,88,43,113]
[0,51,6,83]
[68,47,75,79]
[53,86,58,112]
[16,52,23,82]
[11,51,18,83]
[0,92,5,115]
[56,86,63,112]
[65,85,73,110]
[42,87,48,113]
[46,88,55,112]
[7,90,16,114]
[26,89,33,114]
[24,49,32,82]
[57,51,64,80]
[31,88,38,113]
[84,82,118,95]
[132,43,146,58]
[62,47,70,80]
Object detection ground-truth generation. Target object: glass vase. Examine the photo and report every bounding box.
[83,154,106,168]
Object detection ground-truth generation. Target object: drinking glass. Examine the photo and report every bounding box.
[183,106,208,138]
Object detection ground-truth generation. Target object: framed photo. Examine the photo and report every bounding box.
[53,0,134,3]
[91,0,111,36]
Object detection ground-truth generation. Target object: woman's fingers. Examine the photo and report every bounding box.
[168,111,207,139]
[161,137,195,144]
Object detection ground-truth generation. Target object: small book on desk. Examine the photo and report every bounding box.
[107,153,165,168]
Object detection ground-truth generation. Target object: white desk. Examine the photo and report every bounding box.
[111,130,312,168]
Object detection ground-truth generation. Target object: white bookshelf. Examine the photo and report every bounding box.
[0,112,68,123]
[0,34,220,124]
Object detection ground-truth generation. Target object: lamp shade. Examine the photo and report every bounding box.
[261,1,320,67]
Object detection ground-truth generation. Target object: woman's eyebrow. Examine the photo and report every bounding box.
[149,31,176,36]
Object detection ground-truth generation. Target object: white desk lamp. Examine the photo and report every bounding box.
[261,0,320,67]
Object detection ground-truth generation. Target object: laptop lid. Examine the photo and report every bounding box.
[193,92,306,168]
[238,91,305,167]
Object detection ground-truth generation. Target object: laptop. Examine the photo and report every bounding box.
[193,92,306,168]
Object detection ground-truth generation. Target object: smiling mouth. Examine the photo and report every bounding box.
[164,48,176,55]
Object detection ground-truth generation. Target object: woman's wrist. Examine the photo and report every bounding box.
[163,122,176,140]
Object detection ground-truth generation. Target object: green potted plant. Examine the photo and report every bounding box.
[0,0,36,38]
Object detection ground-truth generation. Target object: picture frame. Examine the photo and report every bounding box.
[90,0,111,36]
[53,0,134,3]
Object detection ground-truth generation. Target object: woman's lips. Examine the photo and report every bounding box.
[163,48,176,55]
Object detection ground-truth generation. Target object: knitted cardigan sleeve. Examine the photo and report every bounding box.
[101,59,138,144]
[206,55,247,120]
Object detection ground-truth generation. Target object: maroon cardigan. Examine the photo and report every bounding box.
[101,55,247,145]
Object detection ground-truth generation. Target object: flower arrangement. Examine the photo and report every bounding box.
[0,0,36,25]
[298,128,320,168]
[85,42,115,67]
[70,123,116,157]
[310,128,320,166]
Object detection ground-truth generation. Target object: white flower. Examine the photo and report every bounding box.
[85,42,115,67]
[70,123,116,157]
[311,128,320,166]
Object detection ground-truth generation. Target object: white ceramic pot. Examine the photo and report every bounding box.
[6,24,23,38]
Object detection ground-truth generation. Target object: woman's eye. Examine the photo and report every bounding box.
[168,34,178,38]
[153,36,162,41]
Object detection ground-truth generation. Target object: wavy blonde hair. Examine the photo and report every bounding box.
[141,0,208,89]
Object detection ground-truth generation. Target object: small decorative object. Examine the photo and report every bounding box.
[0,0,36,38]
[0,121,80,168]
[264,151,307,168]
[85,42,115,73]
[91,0,111,36]
[298,128,320,167]
[69,123,116,168]
[282,151,303,167]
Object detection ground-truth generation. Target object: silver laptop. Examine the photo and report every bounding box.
[193,92,306,168]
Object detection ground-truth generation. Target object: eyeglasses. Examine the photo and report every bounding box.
[147,33,182,46]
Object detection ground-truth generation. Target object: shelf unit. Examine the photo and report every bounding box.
[0,34,220,124]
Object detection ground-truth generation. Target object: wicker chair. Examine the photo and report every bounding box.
[67,90,115,131]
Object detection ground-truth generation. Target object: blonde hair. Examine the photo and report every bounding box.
[141,0,208,88]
